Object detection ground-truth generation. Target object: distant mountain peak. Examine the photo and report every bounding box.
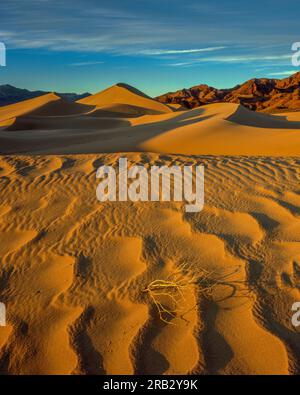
[0,84,90,107]
[156,71,300,112]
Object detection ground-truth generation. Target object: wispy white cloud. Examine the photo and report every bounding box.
[0,0,298,61]
[169,54,292,67]
[69,61,104,66]
[168,62,195,67]
[204,55,291,63]
[139,46,226,55]
[267,70,298,76]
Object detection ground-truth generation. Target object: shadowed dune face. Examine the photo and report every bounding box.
[7,116,131,132]
[87,103,167,117]
[24,100,94,117]
[0,93,61,124]
[0,153,299,374]
[227,105,300,129]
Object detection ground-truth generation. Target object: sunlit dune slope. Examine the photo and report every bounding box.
[272,111,300,122]
[139,103,300,155]
[0,93,61,127]
[77,83,172,114]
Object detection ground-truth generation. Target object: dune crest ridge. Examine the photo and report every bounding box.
[78,83,172,115]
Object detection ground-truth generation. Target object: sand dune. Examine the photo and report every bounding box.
[272,111,300,122]
[1,95,300,154]
[78,83,172,114]
[0,93,60,125]
[138,103,300,156]
[0,84,300,375]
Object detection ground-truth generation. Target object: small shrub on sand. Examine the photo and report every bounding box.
[143,264,248,324]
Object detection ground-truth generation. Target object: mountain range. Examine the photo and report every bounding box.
[2,71,300,112]
[156,72,300,112]
[0,84,90,106]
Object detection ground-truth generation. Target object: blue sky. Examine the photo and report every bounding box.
[0,0,299,96]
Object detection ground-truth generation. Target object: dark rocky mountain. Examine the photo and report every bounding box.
[0,84,90,106]
[156,72,300,112]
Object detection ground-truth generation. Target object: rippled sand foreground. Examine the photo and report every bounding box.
[0,153,299,374]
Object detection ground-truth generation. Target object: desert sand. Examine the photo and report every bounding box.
[0,84,299,375]
[1,84,300,155]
